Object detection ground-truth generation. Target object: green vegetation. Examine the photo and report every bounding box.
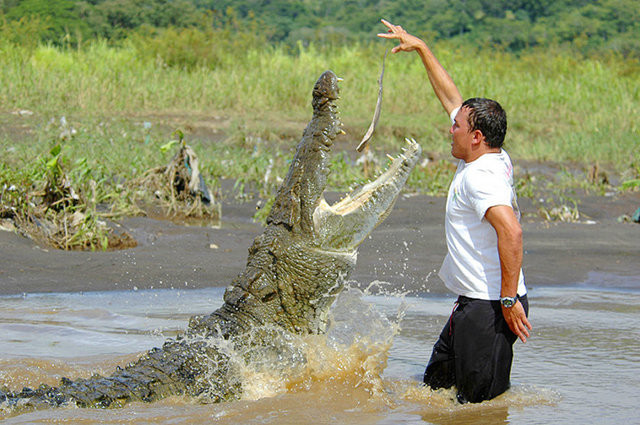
[1,0,638,57]
[1,1,638,248]
[0,139,137,250]
[2,41,637,166]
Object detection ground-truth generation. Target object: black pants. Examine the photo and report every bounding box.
[423,295,529,403]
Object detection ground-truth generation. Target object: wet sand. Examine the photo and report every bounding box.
[1,191,639,296]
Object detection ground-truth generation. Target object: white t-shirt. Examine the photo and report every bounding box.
[438,108,526,299]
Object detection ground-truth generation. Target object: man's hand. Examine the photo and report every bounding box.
[377,19,426,53]
[502,301,532,343]
[377,18,462,115]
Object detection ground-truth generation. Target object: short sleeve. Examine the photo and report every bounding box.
[463,168,513,221]
[450,106,461,125]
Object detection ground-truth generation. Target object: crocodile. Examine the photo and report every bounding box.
[0,70,421,413]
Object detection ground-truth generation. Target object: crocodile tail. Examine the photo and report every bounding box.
[0,384,72,415]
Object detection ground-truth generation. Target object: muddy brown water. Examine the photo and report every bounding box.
[1,279,638,424]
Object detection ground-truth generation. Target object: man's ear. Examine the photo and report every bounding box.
[471,129,485,147]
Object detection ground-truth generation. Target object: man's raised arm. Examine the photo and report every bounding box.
[378,19,463,116]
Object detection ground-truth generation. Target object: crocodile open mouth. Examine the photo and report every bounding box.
[313,138,421,252]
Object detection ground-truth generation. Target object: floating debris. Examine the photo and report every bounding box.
[538,204,580,222]
[130,138,220,226]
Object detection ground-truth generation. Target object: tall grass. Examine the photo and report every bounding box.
[2,40,638,168]
[1,39,638,175]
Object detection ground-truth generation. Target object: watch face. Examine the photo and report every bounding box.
[501,297,515,308]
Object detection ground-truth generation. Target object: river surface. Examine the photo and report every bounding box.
[1,279,638,424]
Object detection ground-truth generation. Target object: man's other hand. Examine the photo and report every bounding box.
[502,301,532,343]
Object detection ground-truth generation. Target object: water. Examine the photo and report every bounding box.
[1,282,639,424]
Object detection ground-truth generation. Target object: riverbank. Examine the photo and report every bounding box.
[1,190,638,296]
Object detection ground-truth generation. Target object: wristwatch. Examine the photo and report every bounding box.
[500,296,517,308]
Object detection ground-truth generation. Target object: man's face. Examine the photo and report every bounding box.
[449,106,474,161]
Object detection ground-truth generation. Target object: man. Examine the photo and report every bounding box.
[378,19,532,403]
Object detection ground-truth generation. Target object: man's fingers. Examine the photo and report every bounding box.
[380,19,405,35]
[504,304,532,344]
[515,316,531,343]
[378,19,416,54]
[512,320,528,343]
[519,312,533,331]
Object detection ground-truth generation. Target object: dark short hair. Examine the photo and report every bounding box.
[462,98,507,149]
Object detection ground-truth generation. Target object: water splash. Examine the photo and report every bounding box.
[177,284,407,405]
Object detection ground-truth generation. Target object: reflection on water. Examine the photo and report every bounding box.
[1,281,639,424]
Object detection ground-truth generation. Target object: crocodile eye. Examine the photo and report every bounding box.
[261,292,277,303]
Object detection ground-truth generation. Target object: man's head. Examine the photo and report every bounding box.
[460,98,507,149]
